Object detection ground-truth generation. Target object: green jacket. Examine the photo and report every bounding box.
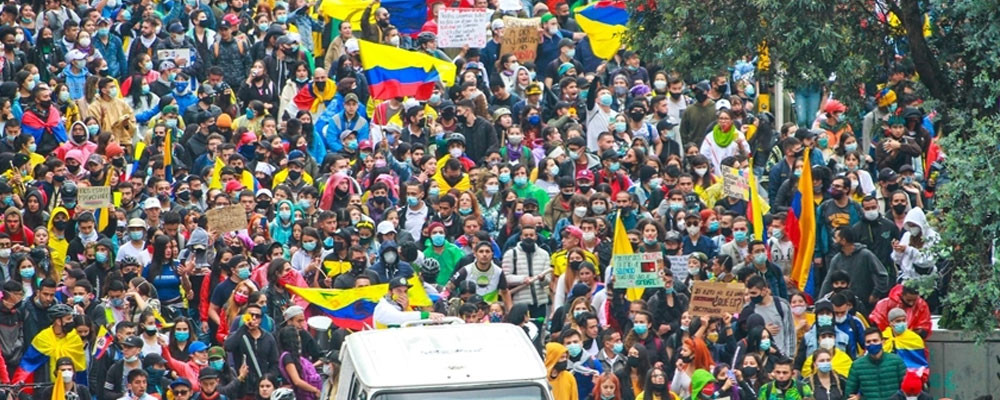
[757,380,812,400]
[423,240,465,287]
[845,352,906,399]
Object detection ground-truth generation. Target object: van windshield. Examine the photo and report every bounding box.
[373,384,548,399]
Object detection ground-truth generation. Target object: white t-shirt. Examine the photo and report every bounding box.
[116,241,151,266]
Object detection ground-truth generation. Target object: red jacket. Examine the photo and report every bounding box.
[869,284,932,338]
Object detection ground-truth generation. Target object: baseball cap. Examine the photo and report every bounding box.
[143,197,161,210]
[878,168,899,182]
[198,367,220,380]
[715,99,732,111]
[389,276,411,290]
[121,336,143,348]
[188,341,209,354]
[377,221,396,235]
[207,346,226,360]
[283,305,305,323]
[575,169,595,182]
[525,83,542,96]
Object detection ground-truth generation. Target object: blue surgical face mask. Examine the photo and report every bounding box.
[174,331,190,342]
[129,231,144,241]
[866,343,882,356]
[892,322,907,334]
[407,197,420,207]
[237,267,250,280]
[708,221,720,232]
[613,342,624,354]
[302,241,317,251]
[513,176,527,186]
[817,315,833,326]
[499,172,511,184]
[608,162,620,172]
[431,233,446,247]
[759,338,771,351]
[632,323,647,335]
[733,230,747,242]
[599,94,613,106]
[817,361,832,373]
[428,187,440,197]
[210,359,225,371]
[566,343,583,357]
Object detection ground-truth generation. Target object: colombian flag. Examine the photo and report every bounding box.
[286,275,433,330]
[381,0,427,35]
[787,151,817,292]
[746,160,769,241]
[882,327,929,378]
[14,328,86,383]
[574,0,627,60]
[358,40,456,101]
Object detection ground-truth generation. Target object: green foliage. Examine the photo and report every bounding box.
[933,116,1000,335]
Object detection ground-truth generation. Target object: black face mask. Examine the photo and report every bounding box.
[629,110,645,121]
[314,81,326,91]
[694,92,708,103]
[177,191,191,202]
[627,356,640,367]
[112,157,125,168]
[53,220,68,231]
[520,239,535,252]
[720,227,733,237]
[650,383,666,392]
[892,203,907,215]
[39,100,52,109]
[578,185,592,193]
[669,92,682,100]
[287,169,302,181]
[742,366,758,377]
[553,360,568,372]
[568,260,581,271]
[350,260,366,272]
[680,354,694,363]
[192,189,203,199]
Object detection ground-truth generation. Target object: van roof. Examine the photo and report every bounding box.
[343,323,547,388]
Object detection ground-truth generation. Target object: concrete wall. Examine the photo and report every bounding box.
[926,328,1000,398]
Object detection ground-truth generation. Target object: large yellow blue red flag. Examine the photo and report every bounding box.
[574,0,627,60]
[747,160,766,241]
[358,40,456,100]
[286,275,433,330]
[788,151,816,292]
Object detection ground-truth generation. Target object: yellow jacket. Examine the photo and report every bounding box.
[550,248,599,277]
[47,207,71,278]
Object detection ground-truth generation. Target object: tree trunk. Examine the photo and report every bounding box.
[898,0,952,103]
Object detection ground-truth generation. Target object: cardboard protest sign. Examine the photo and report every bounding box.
[612,252,664,288]
[206,205,248,233]
[501,17,540,62]
[78,186,113,209]
[688,281,745,316]
[722,166,749,200]
[438,8,492,48]
[157,48,190,62]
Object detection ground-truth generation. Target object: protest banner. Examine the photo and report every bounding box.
[206,205,248,233]
[438,8,492,48]
[722,166,749,200]
[612,252,664,288]
[157,48,190,63]
[667,255,689,283]
[501,17,541,62]
[78,186,112,209]
[688,281,746,316]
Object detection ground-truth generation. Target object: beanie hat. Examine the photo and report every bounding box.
[217,113,232,128]
[876,88,897,108]
[540,13,555,24]
[888,307,907,323]
[900,370,923,395]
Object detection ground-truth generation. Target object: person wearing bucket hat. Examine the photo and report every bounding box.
[373,276,445,328]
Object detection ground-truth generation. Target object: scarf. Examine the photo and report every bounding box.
[309,82,337,113]
[712,124,736,147]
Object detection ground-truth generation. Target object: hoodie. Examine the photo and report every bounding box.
[820,242,890,303]
[47,207,71,277]
[891,207,939,281]
[268,200,296,244]
[690,369,715,398]
[54,121,97,162]
[545,343,578,400]
[368,242,414,283]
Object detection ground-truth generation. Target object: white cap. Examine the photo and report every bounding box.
[376,221,396,235]
[715,99,732,111]
[345,38,359,53]
[66,49,87,62]
[491,19,505,30]
[255,188,273,199]
[143,197,161,210]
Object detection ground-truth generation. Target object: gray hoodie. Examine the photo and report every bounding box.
[820,243,890,302]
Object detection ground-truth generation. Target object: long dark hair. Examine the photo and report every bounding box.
[277,325,303,375]
[641,367,670,399]
[128,74,152,106]
[207,247,236,301]
[168,317,194,361]
[146,234,174,278]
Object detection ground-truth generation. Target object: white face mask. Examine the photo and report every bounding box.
[907,226,921,236]
[582,232,595,242]
[62,369,73,382]
[449,147,463,158]
[863,210,880,221]
[574,206,588,217]
[79,37,91,47]
[819,337,835,350]
[694,168,708,176]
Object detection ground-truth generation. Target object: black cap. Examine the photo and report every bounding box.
[122,336,144,348]
[143,353,167,368]
[567,136,586,147]
[389,276,411,290]
[198,367,220,380]
[794,127,817,140]
[878,168,899,182]
[600,149,619,160]
[815,300,834,314]
[558,176,575,188]
[899,164,914,173]
[817,324,836,337]
[466,294,486,305]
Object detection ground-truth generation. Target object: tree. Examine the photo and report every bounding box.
[626,0,1000,335]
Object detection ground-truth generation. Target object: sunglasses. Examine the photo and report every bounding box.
[174,390,190,395]
[248,313,262,319]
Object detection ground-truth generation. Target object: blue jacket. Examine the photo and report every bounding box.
[320,109,369,153]
[683,235,718,258]
[94,34,127,79]
[368,243,414,283]
[61,65,89,100]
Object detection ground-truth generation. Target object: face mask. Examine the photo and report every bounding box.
[733,231,747,242]
[599,94,613,106]
[498,172,511,184]
[79,37,91,47]
[508,134,523,145]
[694,167,708,176]
[835,314,848,324]
[174,331,190,342]
[582,232,595,242]
[125,354,139,363]
[686,226,701,237]
[893,322,907,334]
[907,226,921,236]
[233,292,249,305]
[111,298,125,308]
[237,267,251,280]
[485,185,499,195]
[791,305,806,315]
[759,338,771,351]
[866,343,882,356]
[302,241,317,251]
[566,343,583,357]
[553,360,568,372]
[61,369,74,383]
[73,295,85,304]
[632,323,647,335]
[528,114,541,125]
[819,337,835,350]
[449,147,463,158]
[513,176,528,186]
[613,121,627,132]
[210,360,225,371]
[431,233,446,247]
[383,251,398,264]
[129,231,144,241]
[817,315,833,326]
[753,253,767,265]
[892,203,908,215]
[817,361,832,373]
[428,187,440,197]
[145,324,157,335]
[59,91,71,102]
[612,342,624,354]
[591,204,606,214]
[0,248,9,259]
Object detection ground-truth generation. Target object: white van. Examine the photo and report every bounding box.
[336,319,554,400]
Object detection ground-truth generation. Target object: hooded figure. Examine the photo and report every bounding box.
[891,207,939,281]
[54,121,96,162]
[319,172,360,210]
[47,207,71,277]
[690,369,716,399]
[21,190,50,231]
[268,200,297,244]
[368,241,414,283]
[545,342,578,400]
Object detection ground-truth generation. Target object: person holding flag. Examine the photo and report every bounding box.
[14,304,84,384]
[373,276,446,328]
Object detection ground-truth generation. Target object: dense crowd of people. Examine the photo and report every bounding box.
[0,0,950,398]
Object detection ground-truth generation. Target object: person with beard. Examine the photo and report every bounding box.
[757,358,812,400]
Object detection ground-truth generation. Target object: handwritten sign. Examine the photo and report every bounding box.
[722,166,749,200]
[78,186,112,209]
[667,255,689,283]
[438,8,493,48]
[157,48,190,63]
[206,205,248,233]
[501,17,540,63]
[688,281,745,316]
[612,252,664,288]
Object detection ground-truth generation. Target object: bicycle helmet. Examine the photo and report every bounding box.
[47,304,74,320]
[421,257,440,274]
[416,31,436,46]
[270,388,296,400]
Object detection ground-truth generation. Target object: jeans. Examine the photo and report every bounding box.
[795,84,822,127]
